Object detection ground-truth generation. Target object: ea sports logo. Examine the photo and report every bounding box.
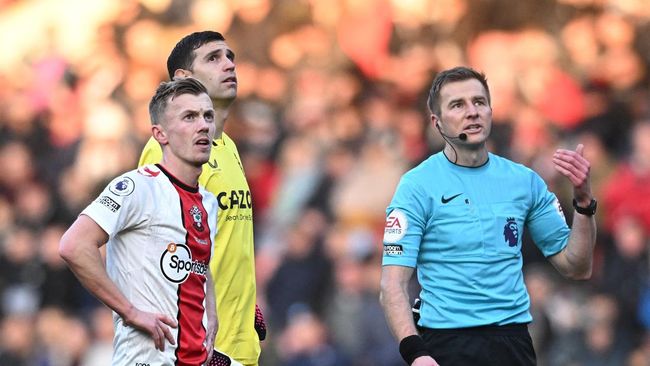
[384,209,408,243]
[160,243,193,283]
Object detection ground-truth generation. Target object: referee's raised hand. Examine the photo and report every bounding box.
[552,143,593,204]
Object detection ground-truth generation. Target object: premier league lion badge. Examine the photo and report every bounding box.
[503,217,519,247]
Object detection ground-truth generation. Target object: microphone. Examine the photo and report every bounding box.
[437,123,467,141]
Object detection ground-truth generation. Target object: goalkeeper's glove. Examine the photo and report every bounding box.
[254,304,267,341]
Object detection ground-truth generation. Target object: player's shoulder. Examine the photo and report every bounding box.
[220,132,236,146]
[109,165,165,193]
[219,132,242,154]
[134,164,166,180]
[139,136,163,167]
[103,168,146,199]
[141,136,161,152]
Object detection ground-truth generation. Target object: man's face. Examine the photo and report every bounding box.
[188,40,237,103]
[161,92,216,166]
[435,79,492,145]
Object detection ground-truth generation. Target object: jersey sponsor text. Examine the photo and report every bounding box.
[160,243,209,283]
[217,189,252,210]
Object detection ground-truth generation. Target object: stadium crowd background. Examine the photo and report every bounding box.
[1,0,650,365]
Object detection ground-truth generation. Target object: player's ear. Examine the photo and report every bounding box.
[172,69,191,80]
[431,114,441,129]
[152,124,169,145]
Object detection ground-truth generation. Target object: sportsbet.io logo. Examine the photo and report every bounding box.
[159,243,208,283]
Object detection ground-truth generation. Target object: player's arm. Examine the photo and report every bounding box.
[380,265,438,366]
[59,215,177,351]
[380,265,418,340]
[548,144,597,280]
[204,270,218,364]
[548,205,596,280]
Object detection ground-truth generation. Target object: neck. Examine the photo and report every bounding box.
[444,143,488,167]
[159,156,202,187]
[212,98,233,138]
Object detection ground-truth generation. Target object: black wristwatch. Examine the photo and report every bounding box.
[572,198,597,216]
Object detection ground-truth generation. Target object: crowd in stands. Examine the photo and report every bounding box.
[0,0,649,365]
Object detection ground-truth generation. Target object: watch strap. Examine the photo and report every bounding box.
[572,198,597,216]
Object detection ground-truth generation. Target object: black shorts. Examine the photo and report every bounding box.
[420,323,536,366]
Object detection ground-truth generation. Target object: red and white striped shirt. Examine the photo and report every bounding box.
[82,164,218,366]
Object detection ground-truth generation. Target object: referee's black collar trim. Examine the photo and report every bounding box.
[442,152,490,168]
[156,164,199,193]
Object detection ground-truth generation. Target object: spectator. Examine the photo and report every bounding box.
[602,121,650,234]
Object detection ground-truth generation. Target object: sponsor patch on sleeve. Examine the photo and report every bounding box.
[96,195,121,213]
[383,244,403,256]
[384,209,408,243]
[109,176,135,196]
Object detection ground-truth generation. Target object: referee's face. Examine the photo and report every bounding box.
[436,78,492,145]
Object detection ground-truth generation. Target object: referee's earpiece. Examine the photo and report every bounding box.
[436,120,468,142]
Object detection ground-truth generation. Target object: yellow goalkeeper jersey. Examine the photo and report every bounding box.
[139,133,260,365]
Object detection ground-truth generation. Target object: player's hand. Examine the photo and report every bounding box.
[207,349,242,366]
[124,307,177,351]
[254,304,267,341]
[552,144,593,204]
[203,319,218,365]
[412,355,440,365]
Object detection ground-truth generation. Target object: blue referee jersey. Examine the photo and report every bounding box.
[382,152,569,328]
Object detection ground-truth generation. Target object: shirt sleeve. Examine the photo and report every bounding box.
[138,137,163,167]
[382,176,428,268]
[81,173,149,237]
[526,172,570,257]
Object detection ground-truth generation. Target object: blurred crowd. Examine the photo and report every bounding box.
[1,0,650,365]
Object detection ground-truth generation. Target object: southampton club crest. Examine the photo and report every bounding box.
[503,217,519,247]
[189,205,205,232]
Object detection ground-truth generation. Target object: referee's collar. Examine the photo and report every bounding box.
[442,151,490,169]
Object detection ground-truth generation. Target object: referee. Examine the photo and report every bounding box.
[379,66,597,366]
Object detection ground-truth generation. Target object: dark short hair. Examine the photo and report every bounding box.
[167,31,226,79]
[427,66,491,115]
[149,78,208,125]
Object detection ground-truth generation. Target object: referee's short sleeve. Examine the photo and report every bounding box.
[382,176,428,268]
[526,173,570,257]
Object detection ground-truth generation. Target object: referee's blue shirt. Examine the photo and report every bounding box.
[382,152,569,328]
